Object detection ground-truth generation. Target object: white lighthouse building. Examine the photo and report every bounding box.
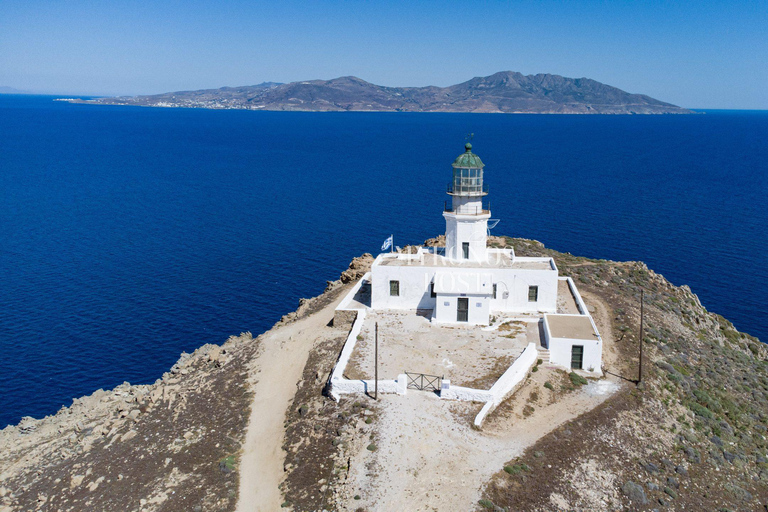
[369,143,560,325]
[330,142,604,404]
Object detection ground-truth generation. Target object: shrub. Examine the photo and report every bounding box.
[537,358,543,365]
[367,443,377,452]
[569,372,588,386]
[544,381,554,390]
[504,463,530,475]
[219,455,236,473]
[688,401,714,419]
[532,366,538,373]
[478,499,495,509]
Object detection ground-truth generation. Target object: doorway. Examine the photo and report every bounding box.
[457,297,469,322]
[571,345,584,369]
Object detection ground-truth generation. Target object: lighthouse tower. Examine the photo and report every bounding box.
[443,143,490,262]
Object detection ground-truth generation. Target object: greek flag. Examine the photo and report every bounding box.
[381,235,393,252]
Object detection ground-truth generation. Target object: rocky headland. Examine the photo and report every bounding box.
[69,72,693,114]
[1,238,765,512]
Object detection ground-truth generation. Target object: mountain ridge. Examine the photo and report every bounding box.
[74,72,693,114]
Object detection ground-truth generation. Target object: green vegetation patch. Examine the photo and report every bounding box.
[503,463,530,475]
[569,372,588,386]
[219,454,237,473]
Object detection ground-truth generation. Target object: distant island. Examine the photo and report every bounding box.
[0,86,33,95]
[69,72,693,114]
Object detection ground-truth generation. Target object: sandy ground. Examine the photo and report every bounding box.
[236,278,623,512]
[338,291,624,511]
[346,311,529,386]
[235,290,347,512]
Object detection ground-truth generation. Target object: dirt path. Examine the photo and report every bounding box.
[235,292,346,512]
[341,380,620,511]
[338,293,624,511]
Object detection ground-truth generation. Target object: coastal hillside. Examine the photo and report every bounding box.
[74,72,692,114]
[0,239,764,512]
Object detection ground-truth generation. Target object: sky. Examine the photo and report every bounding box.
[1,0,766,108]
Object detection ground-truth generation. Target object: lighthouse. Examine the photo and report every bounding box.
[443,143,490,262]
[331,140,605,402]
[368,142,562,325]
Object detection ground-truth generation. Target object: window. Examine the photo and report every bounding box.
[528,285,539,302]
[430,282,436,298]
[462,242,469,259]
[390,280,400,297]
[492,284,497,299]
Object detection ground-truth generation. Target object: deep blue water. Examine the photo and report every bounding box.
[1,95,766,427]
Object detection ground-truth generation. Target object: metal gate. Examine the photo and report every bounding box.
[405,372,442,392]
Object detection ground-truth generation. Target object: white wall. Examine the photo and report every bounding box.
[328,299,409,400]
[443,211,489,262]
[473,343,538,427]
[370,253,559,318]
[434,294,490,325]
[370,262,436,310]
[488,266,558,314]
[543,314,603,374]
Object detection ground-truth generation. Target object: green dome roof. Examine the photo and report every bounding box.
[452,143,484,169]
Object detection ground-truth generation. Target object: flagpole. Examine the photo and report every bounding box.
[390,234,393,253]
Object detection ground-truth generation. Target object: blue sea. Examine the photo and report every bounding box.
[1,95,766,427]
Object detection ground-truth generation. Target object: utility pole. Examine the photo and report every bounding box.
[374,322,379,400]
[639,289,644,385]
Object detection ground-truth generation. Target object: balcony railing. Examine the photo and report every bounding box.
[444,201,491,215]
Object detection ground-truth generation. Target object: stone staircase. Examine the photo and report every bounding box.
[537,348,551,364]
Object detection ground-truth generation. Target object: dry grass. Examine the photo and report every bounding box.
[459,354,515,389]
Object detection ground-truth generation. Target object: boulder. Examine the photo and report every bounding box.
[621,481,648,504]
[70,475,85,489]
[340,254,374,283]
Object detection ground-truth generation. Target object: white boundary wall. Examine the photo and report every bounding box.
[328,274,591,426]
[337,272,371,311]
[469,343,538,427]
[543,277,603,374]
[330,273,408,400]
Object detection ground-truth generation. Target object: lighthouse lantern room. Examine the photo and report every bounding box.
[444,143,491,262]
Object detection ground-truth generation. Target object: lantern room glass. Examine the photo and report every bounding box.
[452,167,484,195]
